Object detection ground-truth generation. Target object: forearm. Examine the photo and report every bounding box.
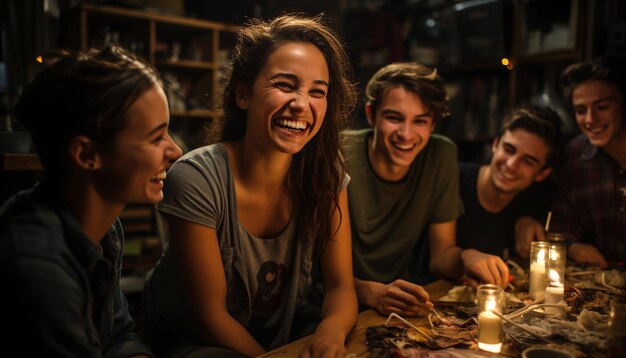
[318,282,358,339]
[429,245,464,279]
[200,310,265,357]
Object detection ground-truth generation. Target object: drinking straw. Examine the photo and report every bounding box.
[544,211,552,232]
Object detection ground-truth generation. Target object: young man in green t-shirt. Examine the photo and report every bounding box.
[343,62,509,317]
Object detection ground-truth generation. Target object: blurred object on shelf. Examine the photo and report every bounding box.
[453,0,512,64]
[407,10,442,66]
[163,72,186,112]
[522,0,579,54]
[0,91,32,154]
[410,45,439,67]
[530,82,576,138]
[0,63,7,90]
[0,132,32,154]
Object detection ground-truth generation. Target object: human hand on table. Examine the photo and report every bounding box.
[357,279,433,317]
[568,243,607,268]
[514,216,546,259]
[298,325,347,358]
[461,249,509,289]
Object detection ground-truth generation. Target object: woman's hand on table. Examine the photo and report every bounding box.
[461,249,509,289]
[355,279,433,317]
[568,243,608,268]
[298,324,347,358]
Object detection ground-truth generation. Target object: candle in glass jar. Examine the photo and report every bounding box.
[529,244,547,299]
[478,297,502,353]
[529,261,546,299]
[544,269,564,315]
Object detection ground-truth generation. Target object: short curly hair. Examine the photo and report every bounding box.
[365,62,450,124]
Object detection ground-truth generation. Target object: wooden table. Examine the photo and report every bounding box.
[258,280,455,357]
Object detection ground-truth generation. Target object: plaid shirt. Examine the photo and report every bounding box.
[551,135,626,263]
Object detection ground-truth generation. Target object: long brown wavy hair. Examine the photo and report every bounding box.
[209,14,357,255]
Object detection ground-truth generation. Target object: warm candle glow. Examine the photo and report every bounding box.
[548,269,562,285]
[529,244,549,300]
[549,247,561,261]
[537,248,545,264]
[545,286,565,315]
[478,310,502,352]
[477,286,503,354]
[545,269,565,315]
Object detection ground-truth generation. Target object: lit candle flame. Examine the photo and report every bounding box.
[537,249,545,264]
[549,248,560,261]
[486,297,496,313]
[548,269,562,285]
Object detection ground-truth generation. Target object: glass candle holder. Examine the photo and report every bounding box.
[608,296,626,357]
[529,241,550,299]
[544,243,566,315]
[545,232,565,244]
[546,232,566,258]
[477,284,505,353]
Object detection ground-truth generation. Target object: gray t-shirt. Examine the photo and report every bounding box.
[244,222,296,349]
[144,143,305,350]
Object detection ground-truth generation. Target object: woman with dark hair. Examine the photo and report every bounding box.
[0,45,182,356]
[143,14,358,357]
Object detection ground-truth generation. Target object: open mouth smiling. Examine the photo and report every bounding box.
[274,118,309,132]
[392,142,416,151]
[149,170,166,183]
[585,124,608,135]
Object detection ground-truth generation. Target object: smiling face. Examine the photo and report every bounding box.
[367,86,434,178]
[572,80,625,150]
[238,42,329,154]
[95,85,182,204]
[489,128,552,194]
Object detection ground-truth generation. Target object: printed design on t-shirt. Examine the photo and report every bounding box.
[252,261,288,312]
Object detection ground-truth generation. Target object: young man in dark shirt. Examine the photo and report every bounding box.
[456,106,563,260]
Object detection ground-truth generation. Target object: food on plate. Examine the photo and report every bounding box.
[438,286,475,303]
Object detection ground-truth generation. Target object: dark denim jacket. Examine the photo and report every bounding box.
[0,182,153,357]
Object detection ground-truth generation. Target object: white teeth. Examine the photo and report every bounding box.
[150,171,166,181]
[500,172,514,181]
[276,119,307,130]
[586,126,605,134]
[394,143,415,150]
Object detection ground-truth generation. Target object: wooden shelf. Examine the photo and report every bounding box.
[0,153,42,171]
[80,4,237,32]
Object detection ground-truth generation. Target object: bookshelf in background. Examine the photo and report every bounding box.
[342,0,593,163]
[61,3,237,152]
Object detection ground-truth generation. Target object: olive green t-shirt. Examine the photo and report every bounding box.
[342,129,464,283]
